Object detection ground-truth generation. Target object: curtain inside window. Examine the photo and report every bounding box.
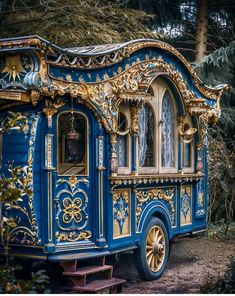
[117,135,127,167]
[138,105,154,167]
[183,142,191,167]
[161,90,175,168]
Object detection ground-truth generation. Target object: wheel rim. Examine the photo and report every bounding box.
[145,225,166,272]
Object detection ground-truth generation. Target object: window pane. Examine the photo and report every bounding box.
[161,90,175,168]
[58,112,87,175]
[183,142,191,167]
[138,104,154,167]
[117,135,127,167]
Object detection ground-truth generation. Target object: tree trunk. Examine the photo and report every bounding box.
[195,0,208,62]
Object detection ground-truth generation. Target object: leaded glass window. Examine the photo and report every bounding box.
[161,90,175,168]
[58,112,87,175]
[138,104,154,167]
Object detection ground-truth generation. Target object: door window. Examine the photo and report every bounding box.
[58,112,88,175]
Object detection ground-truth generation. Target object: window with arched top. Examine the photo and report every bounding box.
[161,90,175,169]
[138,103,155,168]
[58,112,88,175]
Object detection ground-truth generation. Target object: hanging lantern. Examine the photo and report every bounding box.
[66,98,81,140]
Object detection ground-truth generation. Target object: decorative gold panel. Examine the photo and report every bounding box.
[113,189,131,238]
[180,185,192,226]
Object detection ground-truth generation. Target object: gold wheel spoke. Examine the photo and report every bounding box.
[151,254,155,269]
[154,229,160,242]
[154,255,158,270]
[146,245,153,250]
[150,228,155,243]
[157,234,163,244]
[147,236,154,245]
[148,253,154,266]
[146,225,166,273]
[146,250,153,258]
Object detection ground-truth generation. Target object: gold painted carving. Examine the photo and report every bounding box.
[178,116,197,143]
[180,185,192,226]
[56,230,92,242]
[130,103,143,134]
[62,197,82,224]
[7,114,40,245]
[2,54,25,82]
[135,188,175,217]
[113,189,130,238]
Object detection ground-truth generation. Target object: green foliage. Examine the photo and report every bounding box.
[0,166,32,203]
[195,41,235,229]
[200,256,235,293]
[0,263,50,293]
[199,41,235,67]
[0,0,160,47]
[208,222,235,239]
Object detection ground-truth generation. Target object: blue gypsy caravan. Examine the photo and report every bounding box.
[0,36,227,290]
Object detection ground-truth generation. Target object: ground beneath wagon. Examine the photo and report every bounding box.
[112,236,235,294]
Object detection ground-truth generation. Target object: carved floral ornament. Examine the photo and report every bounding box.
[42,59,223,133]
[0,37,227,133]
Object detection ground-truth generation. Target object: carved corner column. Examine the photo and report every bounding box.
[96,135,107,247]
[43,107,57,253]
[196,143,203,174]
[130,103,142,175]
[110,132,118,177]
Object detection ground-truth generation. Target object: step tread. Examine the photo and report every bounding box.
[72,278,126,292]
[63,264,112,276]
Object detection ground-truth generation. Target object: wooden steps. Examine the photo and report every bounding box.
[61,256,126,293]
[72,278,126,293]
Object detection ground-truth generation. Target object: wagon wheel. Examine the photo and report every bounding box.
[134,217,169,280]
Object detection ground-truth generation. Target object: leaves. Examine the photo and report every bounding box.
[0,0,160,47]
[0,263,50,294]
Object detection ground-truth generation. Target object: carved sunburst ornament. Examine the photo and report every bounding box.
[2,54,26,82]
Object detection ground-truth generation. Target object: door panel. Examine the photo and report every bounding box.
[53,109,96,246]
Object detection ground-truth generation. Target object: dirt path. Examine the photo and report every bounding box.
[112,236,235,294]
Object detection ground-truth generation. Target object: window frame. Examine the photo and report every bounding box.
[181,117,195,173]
[138,102,157,175]
[57,111,89,176]
[149,78,179,174]
[117,105,131,175]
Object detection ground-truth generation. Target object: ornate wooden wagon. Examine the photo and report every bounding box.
[0,36,227,290]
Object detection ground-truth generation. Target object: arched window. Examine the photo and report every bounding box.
[58,112,88,175]
[161,90,175,168]
[138,104,155,167]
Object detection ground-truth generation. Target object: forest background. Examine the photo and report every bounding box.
[0,0,234,235]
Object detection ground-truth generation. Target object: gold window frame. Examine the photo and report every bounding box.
[57,111,89,176]
[181,117,195,173]
[117,104,131,175]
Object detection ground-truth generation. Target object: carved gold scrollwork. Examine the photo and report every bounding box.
[178,116,197,143]
[136,188,175,215]
[113,189,130,238]
[56,230,91,242]
[55,177,91,242]
[7,114,40,245]
[135,187,176,232]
